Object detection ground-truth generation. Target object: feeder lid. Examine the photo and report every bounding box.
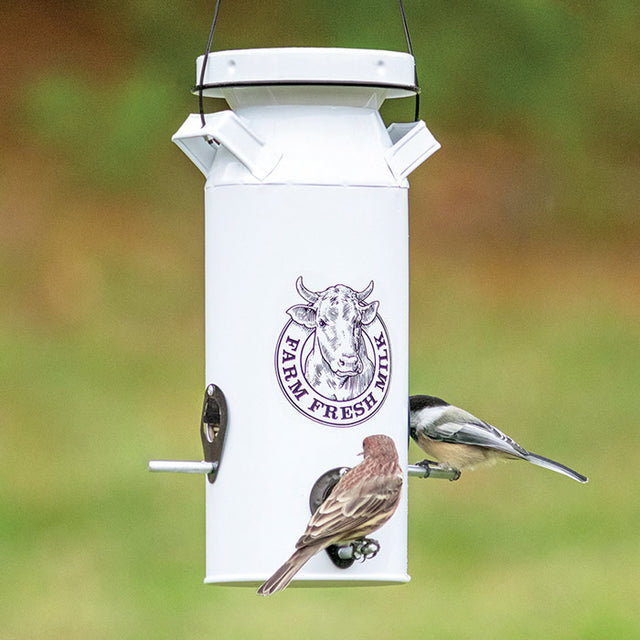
[194,47,418,99]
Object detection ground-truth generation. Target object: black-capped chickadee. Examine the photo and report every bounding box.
[409,395,588,483]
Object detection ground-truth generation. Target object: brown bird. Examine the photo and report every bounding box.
[409,395,587,483]
[257,434,403,596]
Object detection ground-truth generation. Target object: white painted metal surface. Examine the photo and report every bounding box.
[172,47,440,587]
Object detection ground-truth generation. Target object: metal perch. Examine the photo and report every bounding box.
[148,460,461,481]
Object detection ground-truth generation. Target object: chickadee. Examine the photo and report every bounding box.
[409,395,587,483]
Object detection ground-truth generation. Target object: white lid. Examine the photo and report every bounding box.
[194,47,417,99]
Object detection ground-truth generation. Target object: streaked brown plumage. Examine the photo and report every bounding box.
[257,434,403,596]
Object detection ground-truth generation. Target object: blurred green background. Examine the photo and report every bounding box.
[2,0,639,637]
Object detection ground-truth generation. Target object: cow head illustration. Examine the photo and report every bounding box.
[287,277,378,381]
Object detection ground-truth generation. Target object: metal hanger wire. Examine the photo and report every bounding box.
[197,0,421,126]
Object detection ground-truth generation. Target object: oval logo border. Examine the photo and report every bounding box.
[274,312,391,428]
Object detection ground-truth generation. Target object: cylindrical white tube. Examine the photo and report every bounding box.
[172,48,440,587]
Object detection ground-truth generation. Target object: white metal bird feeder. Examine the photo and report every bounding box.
[150,6,446,588]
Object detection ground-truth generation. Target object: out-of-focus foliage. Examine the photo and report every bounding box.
[17,0,640,235]
[2,1,639,638]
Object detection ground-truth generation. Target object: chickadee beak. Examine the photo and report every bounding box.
[357,451,364,457]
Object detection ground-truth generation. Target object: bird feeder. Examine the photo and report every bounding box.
[151,44,441,587]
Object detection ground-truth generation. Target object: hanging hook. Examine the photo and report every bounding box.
[398,0,420,121]
[195,0,420,124]
[198,0,223,128]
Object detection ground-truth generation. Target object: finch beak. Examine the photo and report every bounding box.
[357,451,364,457]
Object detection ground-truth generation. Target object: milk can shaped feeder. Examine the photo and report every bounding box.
[168,46,440,587]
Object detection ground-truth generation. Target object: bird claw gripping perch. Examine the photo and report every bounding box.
[415,458,438,474]
[351,538,381,562]
[325,537,381,566]
[415,459,461,482]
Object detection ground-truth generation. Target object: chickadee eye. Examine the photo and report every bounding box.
[318,319,326,327]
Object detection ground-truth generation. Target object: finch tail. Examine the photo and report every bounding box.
[257,545,320,596]
[525,452,588,483]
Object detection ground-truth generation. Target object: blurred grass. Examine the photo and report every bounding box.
[2,0,639,638]
[2,233,638,638]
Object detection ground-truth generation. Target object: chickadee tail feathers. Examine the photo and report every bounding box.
[525,452,588,483]
[257,545,319,596]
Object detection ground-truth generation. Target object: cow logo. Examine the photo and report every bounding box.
[275,276,391,427]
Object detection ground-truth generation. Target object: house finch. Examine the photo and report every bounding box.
[257,434,403,596]
[409,395,587,483]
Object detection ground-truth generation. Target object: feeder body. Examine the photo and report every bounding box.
[172,48,439,586]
